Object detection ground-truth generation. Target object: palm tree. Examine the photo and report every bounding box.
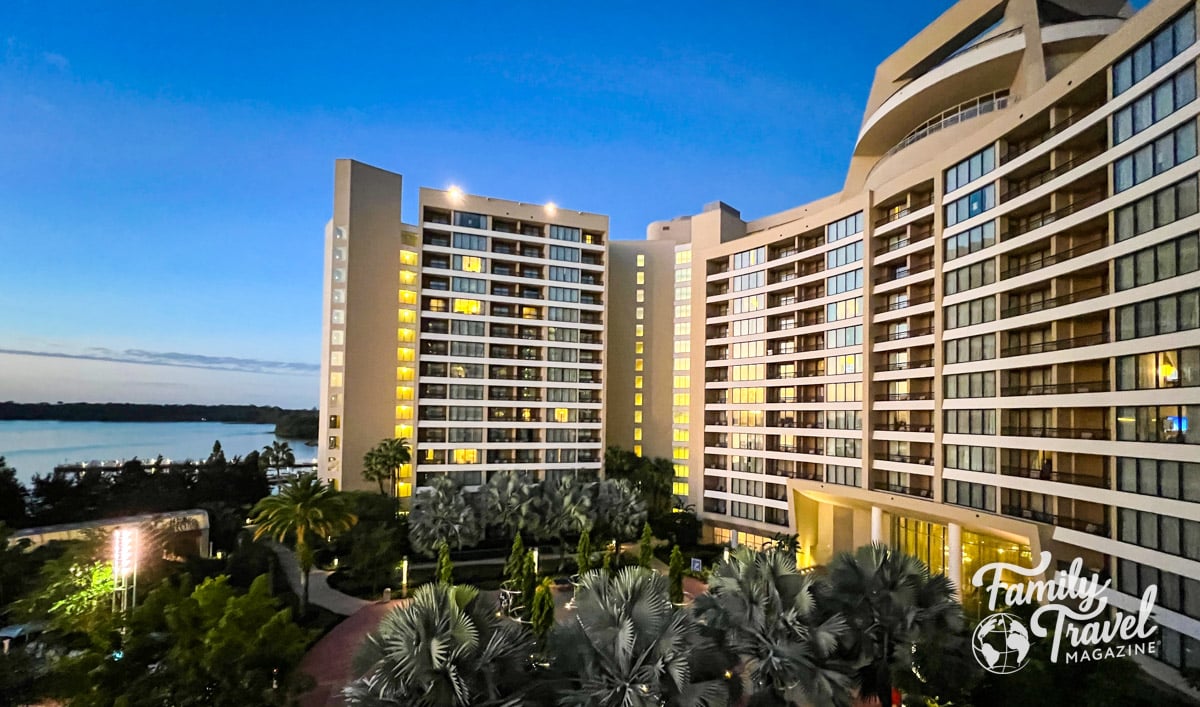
[362,438,412,496]
[539,474,593,570]
[818,543,964,707]
[259,440,296,475]
[408,475,482,556]
[590,477,645,559]
[343,583,534,707]
[548,567,728,706]
[249,473,356,614]
[693,546,854,706]
[476,470,541,540]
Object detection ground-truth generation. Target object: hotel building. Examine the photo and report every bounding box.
[652,0,1200,680]
[319,160,609,498]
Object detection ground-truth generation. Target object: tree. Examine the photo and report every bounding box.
[539,474,593,570]
[694,546,853,707]
[477,470,541,540]
[436,542,453,585]
[590,477,646,559]
[668,545,685,604]
[547,567,728,706]
[208,440,226,464]
[575,527,593,574]
[520,551,537,613]
[362,438,411,496]
[604,447,673,518]
[408,475,482,556]
[259,440,296,474]
[249,473,357,614]
[638,522,655,568]
[504,531,526,581]
[344,583,535,707]
[601,546,614,574]
[530,577,555,641]
[819,543,963,707]
[0,457,30,528]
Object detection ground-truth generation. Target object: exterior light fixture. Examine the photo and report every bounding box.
[447,185,464,202]
[545,201,558,216]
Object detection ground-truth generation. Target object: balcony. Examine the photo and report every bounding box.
[871,481,933,499]
[1000,284,1106,318]
[875,421,934,433]
[1000,235,1107,279]
[999,191,1104,241]
[874,391,934,402]
[874,194,934,227]
[1002,102,1102,163]
[874,261,933,286]
[1001,331,1107,357]
[873,326,934,343]
[999,425,1109,440]
[873,293,934,314]
[999,380,1108,396]
[878,358,934,372]
[999,148,1103,203]
[875,452,934,465]
[1001,506,1109,536]
[1001,465,1109,489]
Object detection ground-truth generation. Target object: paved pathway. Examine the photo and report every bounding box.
[299,599,406,707]
[269,543,370,616]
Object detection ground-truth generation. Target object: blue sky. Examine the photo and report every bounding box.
[0,1,1134,407]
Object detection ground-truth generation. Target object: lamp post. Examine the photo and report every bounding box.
[112,527,139,615]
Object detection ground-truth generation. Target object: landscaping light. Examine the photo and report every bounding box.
[113,527,138,578]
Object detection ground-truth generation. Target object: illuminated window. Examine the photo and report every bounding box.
[674,304,691,318]
[453,449,479,464]
[330,372,343,387]
[673,375,690,388]
[331,309,345,324]
[674,340,690,354]
[397,482,412,498]
[330,351,344,367]
[673,464,687,477]
[397,347,415,362]
[674,322,690,336]
[675,250,691,265]
[331,330,345,346]
[634,411,643,423]
[673,411,689,424]
[673,429,690,442]
[635,376,643,389]
[673,482,689,496]
[399,290,417,305]
[395,424,412,438]
[329,415,340,429]
[633,444,643,456]
[673,393,690,406]
[634,428,643,441]
[635,342,644,354]
[396,366,414,381]
[458,255,484,273]
[399,270,416,285]
[635,358,644,371]
[637,272,645,285]
[636,307,644,320]
[554,408,570,423]
[636,324,644,336]
[673,359,690,371]
[635,393,643,406]
[636,289,645,303]
[328,436,339,449]
[637,254,646,266]
[395,385,414,400]
[674,286,691,301]
[394,404,412,419]
[673,448,689,460]
[453,298,483,315]
[398,309,416,323]
[400,250,418,266]
[397,328,415,342]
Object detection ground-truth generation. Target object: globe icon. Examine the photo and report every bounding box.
[972,613,1032,674]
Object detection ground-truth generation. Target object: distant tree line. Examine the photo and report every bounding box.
[0,401,308,425]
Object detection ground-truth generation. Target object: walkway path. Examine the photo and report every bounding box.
[269,543,370,616]
[299,599,406,707]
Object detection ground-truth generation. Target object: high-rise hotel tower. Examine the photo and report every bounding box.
[319,161,609,499]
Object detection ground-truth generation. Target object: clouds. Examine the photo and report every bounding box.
[0,345,318,376]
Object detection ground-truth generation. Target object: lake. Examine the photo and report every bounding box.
[0,420,315,485]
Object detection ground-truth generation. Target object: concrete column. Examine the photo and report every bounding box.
[870,506,883,544]
[948,522,963,599]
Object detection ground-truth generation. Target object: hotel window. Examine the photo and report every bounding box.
[549,266,580,283]
[633,428,642,441]
[637,272,645,285]
[633,445,643,456]
[1116,347,1200,390]
[1114,65,1196,146]
[675,268,690,282]
[826,297,862,322]
[635,342,644,354]
[946,372,995,400]
[674,286,691,300]
[452,448,480,464]
[452,232,487,250]
[328,436,339,449]
[332,288,345,304]
[635,358,644,371]
[944,480,996,512]
[453,254,485,272]
[1114,121,1197,193]
[944,259,995,295]
[944,184,996,227]
[826,241,863,269]
[1118,508,1200,562]
[331,330,345,345]
[328,415,340,429]
[1116,405,1200,444]
[448,406,483,421]
[733,271,766,291]
[636,290,645,303]
[944,295,996,329]
[826,269,863,295]
[330,351,344,367]
[944,409,997,435]
[945,334,996,364]
[449,341,485,358]
[636,325,645,336]
[550,225,581,242]
[826,465,861,487]
[1117,559,1200,623]
[636,307,645,320]
[825,325,862,349]
[673,340,690,354]
[634,376,643,389]
[673,359,690,371]
[1112,8,1196,96]
[549,287,580,303]
[1117,457,1200,503]
[675,250,691,265]
[329,372,343,388]
[944,445,996,473]
[452,298,483,315]
[733,246,766,270]
[1116,288,1200,340]
[633,411,643,423]
[635,393,643,406]
[637,254,646,267]
[332,268,345,282]
[1114,231,1199,290]
[452,277,486,294]
[826,212,864,242]
[550,245,581,262]
[944,145,996,193]
[1115,176,1198,242]
[944,221,996,261]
